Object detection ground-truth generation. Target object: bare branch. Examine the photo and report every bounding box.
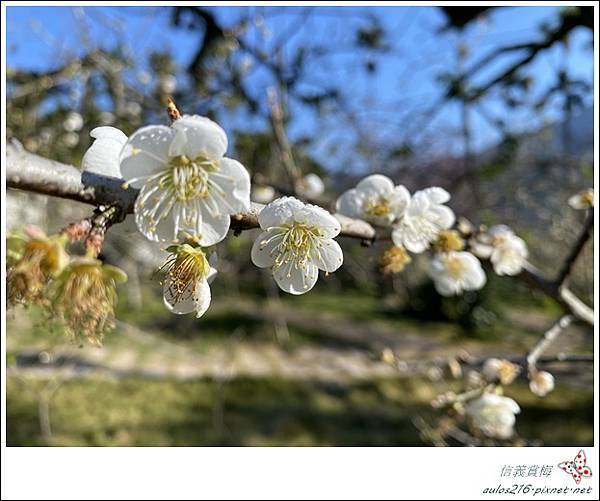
[526,315,574,371]
[556,210,594,287]
[7,141,138,210]
[518,262,593,326]
[463,7,593,99]
[267,87,302,186]
[558,286,594,326]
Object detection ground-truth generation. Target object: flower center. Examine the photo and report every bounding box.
[581,190,594,207]
[492,234,508,247]
[364,196,391,217]
[162,245,209,302]
[445,256,465,278]
[259,224,323,272]
[279,224,323,265]
[436,230,464,252]
[159,155,219,202]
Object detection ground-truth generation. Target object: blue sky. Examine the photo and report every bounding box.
[7,5,594,170]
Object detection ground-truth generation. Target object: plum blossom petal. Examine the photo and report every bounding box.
[251,229,282,268]
[273,260,319,295]
[120,125,173,185]
[312,238,343,273]
[171,115,228,160]
[258,196,305,229]
[163,277,211,316]
[82,126,128,178]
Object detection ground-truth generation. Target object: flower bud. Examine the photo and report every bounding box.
[529,370,555,397]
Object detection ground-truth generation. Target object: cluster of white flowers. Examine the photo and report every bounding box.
[336,172,533,297]
[463,356,555,439]
[337,174,486,296]
[82,116,345,318]
[81,125,531,317]
[79,113,564,439]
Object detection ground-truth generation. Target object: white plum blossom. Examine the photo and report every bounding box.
[465,393,520,439]
[119,115,251,246]
[568,188,594,210]
[336,174,410,227]
[529,370,555,397]
[482,358,520,385]
[472,225,528,276]
[392,187,455,253]
[251,184,276,204]
[489,226,528,276]
[296,173,325,199]
[251,197,343,294]
[82,126,128,178]
[161,244,217,318]
[63,111,84,132]
[427,251,486,296]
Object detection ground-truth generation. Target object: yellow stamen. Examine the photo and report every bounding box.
[435,230,464,252]
[380,245,411,274]
[160,244,210,304]
[364,196,391,217]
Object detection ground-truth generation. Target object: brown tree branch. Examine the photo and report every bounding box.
[6,141,375,241]
[519,262,594,326]
[525,314,575,372]
[267,86,302,186]
[555,210,594,287]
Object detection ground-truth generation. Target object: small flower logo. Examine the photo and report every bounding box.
[558,450,592,484]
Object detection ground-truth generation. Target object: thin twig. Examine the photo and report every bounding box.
[526,315,574,372]
[267,86,302,186]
